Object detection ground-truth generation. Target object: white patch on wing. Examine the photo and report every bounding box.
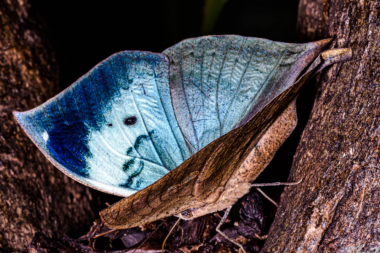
[84,116,169,191]
[42,131,49,142]
[85,128,132,187]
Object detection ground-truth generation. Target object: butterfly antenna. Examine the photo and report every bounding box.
[162,217,181,253]
[132,221,164,253]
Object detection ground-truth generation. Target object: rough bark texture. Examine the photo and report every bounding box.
[0,0,95,251]
[262,0,380,252]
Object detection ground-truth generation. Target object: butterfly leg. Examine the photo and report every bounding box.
[251,179,303,206]
[251,179,303,241]
[216,206,247,253]
[254,187,278,207]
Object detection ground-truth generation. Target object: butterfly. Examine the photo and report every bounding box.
[13,35,351,233]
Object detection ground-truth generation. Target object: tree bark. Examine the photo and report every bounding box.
[0,1,95,251]
[262,0,380,252]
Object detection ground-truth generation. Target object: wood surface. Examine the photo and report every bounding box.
[262,0,380,251]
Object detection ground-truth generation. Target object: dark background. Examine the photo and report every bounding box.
[29,0,315,235]
[29,0,300,91]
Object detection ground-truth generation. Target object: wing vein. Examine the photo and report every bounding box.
[215,40,231,136]
[221,40,256,130]
[69,85,169,173]
[68,86,136,179]
[199,47,205,149]
[151,68,185,162]
[107,58,171,169]
[129,86,165,167]
[88,74,141,158]
[40,106,88,171]
[179,46,199,151]
[240,42,285,118]
[227,38,247,97]
[54,99,92,160]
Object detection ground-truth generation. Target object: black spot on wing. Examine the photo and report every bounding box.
[134,134,150,149]
[126,147,134,156]
[124,116,137,126]
[120,160,144,189]
[123,159,135,172]
[128,77,133,85]
[134,130,155,150]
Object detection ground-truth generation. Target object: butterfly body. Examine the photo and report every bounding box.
[13,35,351,230]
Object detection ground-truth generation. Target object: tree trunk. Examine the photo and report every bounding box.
[262,0,380,252]
[0,1,95,251]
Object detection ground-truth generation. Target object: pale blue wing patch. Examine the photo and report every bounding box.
[109,52,189,170]
[14,51,189,197]
[163,35,321,153]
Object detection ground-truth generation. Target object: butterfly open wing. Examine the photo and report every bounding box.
[13,35,331,199]
[13,52,190,196]
[164,36,332,198]
[100,37,333,229]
